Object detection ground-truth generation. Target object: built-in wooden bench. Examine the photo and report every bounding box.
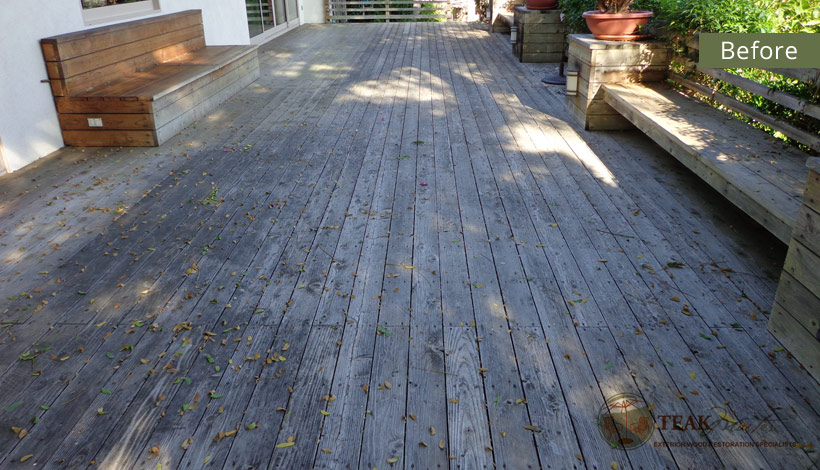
[492,12,514,33]
[41,10,260,147]
[770,157,820,383]
[602,82,809,243]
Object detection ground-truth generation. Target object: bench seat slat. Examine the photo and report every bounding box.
[603,82,807,243]
[73,46,258,101]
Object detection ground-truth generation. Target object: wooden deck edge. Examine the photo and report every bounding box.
[40,10,202,47]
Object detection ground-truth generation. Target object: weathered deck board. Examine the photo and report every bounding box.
[0,23,817,470]
[404,22,450,470]
[313,23,408,470]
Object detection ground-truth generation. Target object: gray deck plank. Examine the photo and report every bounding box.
[0,84,336,467]
[12,26,375,470]
[430,24,495,470]
[313,23,409,470]
[474,28,803,470]
[358,21,418,470]
[469,34,768,470]
[404,22,450,470]
[470,25,772,466]
[5,50,364,470]
[444,23,542,470]
[137,26,387,470]
[497,65,813,470]
[494,31,820,416]
[242,24,399,470]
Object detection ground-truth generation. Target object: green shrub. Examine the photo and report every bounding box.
[768,0,820,33]
[561,0,819,35]
[666,0,775,35]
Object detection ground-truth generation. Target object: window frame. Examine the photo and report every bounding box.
[81,0,161,25]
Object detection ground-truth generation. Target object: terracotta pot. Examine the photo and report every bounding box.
[582,10,653,40]
[525,0,559,10]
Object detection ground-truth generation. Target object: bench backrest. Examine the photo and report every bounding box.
[41,10,205,97]
[676,37,820,153]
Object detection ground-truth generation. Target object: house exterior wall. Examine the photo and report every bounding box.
[302,0,325,24]
[0,0,251,173]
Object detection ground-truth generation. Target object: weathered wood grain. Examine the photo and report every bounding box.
[2,23,817,470]
[314,23,409,470]
[783,239,820,301]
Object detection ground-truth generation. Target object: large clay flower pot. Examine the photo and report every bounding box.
[582,10,653,40]
[525,0,559,10]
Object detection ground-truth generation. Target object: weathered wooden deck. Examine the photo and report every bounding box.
[1,23,818,470]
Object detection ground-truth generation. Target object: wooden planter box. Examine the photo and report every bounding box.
[513,7,565,63]
[565,34,668,130]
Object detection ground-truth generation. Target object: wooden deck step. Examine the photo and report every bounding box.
[603,82,808,243]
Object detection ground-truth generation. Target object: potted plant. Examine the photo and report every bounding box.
[526,0,559,10]
[582,0,652,40]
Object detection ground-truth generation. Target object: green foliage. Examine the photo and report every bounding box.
[767,0,820,33]
[699,68,820,151]
[665,0,775,35]
[418,2,447,22]
[561,0,820,35]
[561,0,596,33]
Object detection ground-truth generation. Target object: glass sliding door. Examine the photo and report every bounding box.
[286,0,298,22]
[274,0,286,26]
[247,0,297,39]
[246,0,264,37]
[262,0,276,29]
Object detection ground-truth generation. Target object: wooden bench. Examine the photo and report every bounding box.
[41,10,260,147]
[492,12,514,33]
[602,81,810,243]
[770,157,820,383]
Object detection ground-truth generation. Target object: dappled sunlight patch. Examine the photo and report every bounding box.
[205,109,227,122]
[347,68,446,103]
[481,294,508,322]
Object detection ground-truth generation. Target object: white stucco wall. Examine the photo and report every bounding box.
[301,0,325,23]
[0,0,251,173]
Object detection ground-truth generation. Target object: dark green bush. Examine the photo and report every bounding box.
[560,0,819,35]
